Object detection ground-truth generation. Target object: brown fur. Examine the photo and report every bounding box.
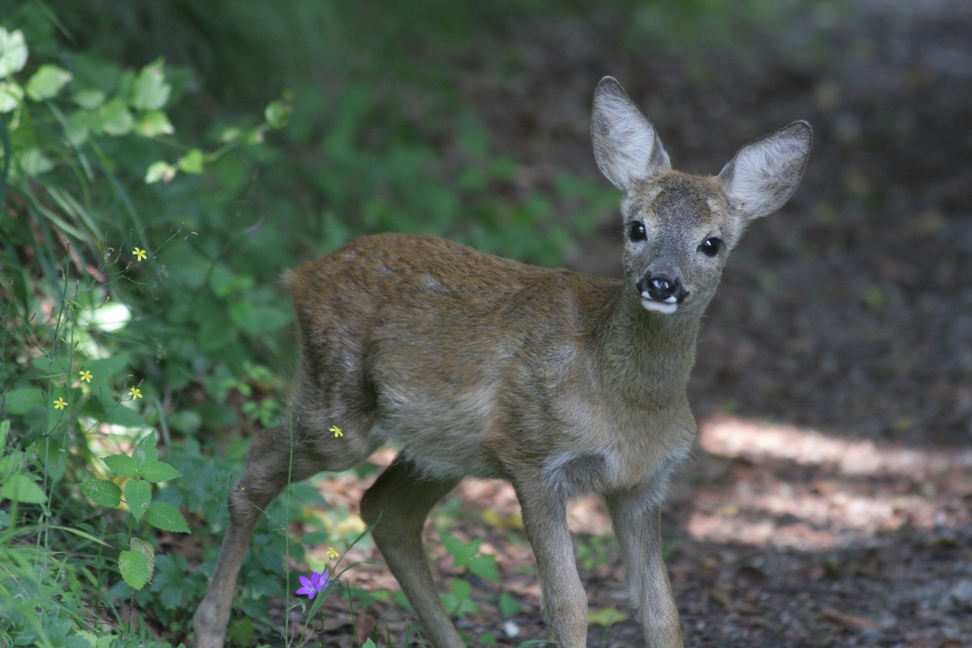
[194,77,810,648]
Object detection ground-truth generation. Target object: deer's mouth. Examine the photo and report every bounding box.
[640,296,679,314]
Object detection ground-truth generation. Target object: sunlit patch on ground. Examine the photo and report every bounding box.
[686,415,972,549]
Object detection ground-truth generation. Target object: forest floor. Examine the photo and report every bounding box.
[265,0,972,646]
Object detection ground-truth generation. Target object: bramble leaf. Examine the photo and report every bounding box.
[81,478,122,508]
[141,460,181,483]
[130,537,155,584]
[133,434,158,466]
[102,454,138,478]
[144,501,190,533]
[125,479,151,522]
[119,549,149,590]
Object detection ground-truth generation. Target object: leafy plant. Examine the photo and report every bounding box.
[440,532,500,583]
[81,433,189,590]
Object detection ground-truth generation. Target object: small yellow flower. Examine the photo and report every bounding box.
[329,425,343,438]
[133,247,147,261]
[79,370,93,383]
[53,397,68,410]
[327,547,339,560]
[129,386,142,400]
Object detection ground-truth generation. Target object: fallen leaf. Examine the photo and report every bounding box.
[819,607,879,632]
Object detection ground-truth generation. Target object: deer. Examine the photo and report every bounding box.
[192,76,811,648]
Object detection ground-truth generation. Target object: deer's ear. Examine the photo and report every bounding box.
[592,77,671,192]
[719,121,812,221]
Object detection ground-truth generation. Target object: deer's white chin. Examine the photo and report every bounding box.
[640,298,678,314]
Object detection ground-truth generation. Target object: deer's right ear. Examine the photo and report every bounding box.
[592,77,671,192]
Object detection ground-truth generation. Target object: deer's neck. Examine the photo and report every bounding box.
[597,289,701,409]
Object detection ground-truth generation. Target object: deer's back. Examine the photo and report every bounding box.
[286,234,634,480]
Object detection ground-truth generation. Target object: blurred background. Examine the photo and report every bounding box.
[1,0,970,646]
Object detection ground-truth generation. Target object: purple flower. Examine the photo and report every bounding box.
[296,570,332,600]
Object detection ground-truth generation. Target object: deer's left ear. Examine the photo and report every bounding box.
[719,121,812,221]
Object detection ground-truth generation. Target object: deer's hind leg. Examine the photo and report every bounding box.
[360,457,463,648]
[194,407,377,648]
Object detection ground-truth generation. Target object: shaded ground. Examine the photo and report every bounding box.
[261,1,972,646]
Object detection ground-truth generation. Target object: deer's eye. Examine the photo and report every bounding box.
[628,221,647,242]
[699,237,722,257]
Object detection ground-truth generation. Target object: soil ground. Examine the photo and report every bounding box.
[267,1,972,646]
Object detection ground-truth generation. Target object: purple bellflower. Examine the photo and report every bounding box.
[296,570,332,600]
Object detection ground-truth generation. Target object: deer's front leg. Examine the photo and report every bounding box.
[606,488,683,647]
[512,473,588,648]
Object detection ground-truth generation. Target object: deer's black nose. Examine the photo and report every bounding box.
[637,272,686,303]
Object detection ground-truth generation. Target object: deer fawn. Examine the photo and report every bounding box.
[193,76,811,647]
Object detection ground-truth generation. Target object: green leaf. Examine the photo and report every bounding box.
[209,264,254,297]
[0,80,23,112]
[133,433,158,465]
[72,88,105,109]
[65,110,91,146]
[102,403,146,428]
[440,533,480,567]
[25,64,72,101]
[81,478,121,508]
[4,387,46,414]
[145,160,177,184]
[130,537,155,585]
[140,460,181,483]
[136,110,174,137]
[102,454,138,478]
[96,98,134,136]
[167,409,202,434]
[498,591,521,617]
[264,99,292,129]
[18,148,54,176]
[130,60,171,111]
[144,501,190,533]
[468,554,499,582]
[226,617,255,646]
[178,149,204,174]
[0,451,26,480]
[125,479,151,522]
[588,606,627,627]
[0,28,28,78]
[450,578,471,600]
[119,549,149,590]
[0,473,46,503]
[228,301,291,337]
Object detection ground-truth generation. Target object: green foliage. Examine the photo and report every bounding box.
[440,532,500,583]
[441,577,480,618]
[575,533,617,571]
